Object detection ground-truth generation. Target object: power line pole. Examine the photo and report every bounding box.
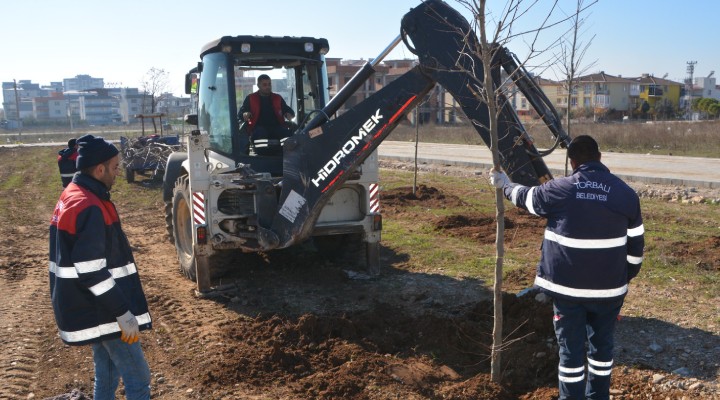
[685,61,697,120]
[13,79,22,137]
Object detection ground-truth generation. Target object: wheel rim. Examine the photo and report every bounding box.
[175,194,193,263]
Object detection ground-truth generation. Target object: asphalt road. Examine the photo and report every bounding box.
[377,141,720,188]
[3,140,718,188]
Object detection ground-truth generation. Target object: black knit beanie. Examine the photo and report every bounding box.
[75,134,119,169]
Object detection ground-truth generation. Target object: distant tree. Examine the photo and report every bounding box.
[141,67,170,132]
[708,102,720,119]
[653,99,675,120]
[553,0,597,149]
[691,97,702,112]
[694,97,719,119]
[640,101,650,118]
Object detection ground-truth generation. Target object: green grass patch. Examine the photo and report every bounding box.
[379,167,720,297]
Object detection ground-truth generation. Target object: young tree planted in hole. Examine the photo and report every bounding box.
[453,0,588,382]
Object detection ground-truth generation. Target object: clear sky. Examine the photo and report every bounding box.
[1,0,716,97]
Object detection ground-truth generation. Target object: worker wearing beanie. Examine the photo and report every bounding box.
[57,138,78,188]
[49,134,153,399]
[491,135,644,400]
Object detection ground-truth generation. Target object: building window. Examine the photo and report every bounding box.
[584,84,592,93]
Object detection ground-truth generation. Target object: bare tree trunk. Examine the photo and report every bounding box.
[467,0,595,383]
[477,0,505,383]
[491,186,505,383]
[485,58,505,383]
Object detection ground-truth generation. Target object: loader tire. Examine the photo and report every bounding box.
[172,175,197,281]
[315,233,382,276]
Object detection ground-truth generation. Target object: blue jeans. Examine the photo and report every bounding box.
[92,338,151,400]
[553,298,624,400]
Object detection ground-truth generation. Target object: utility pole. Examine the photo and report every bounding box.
[13,79,22,137]
[685,61,697,120]
[67,102,74,132]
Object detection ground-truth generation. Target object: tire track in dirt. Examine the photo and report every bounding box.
[121,204,262,398]
[0,232,53,400]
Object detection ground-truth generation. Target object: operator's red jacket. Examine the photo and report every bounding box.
[239,92,293,131]
[49,173,152,345]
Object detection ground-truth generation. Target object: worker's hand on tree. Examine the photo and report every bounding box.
[242,112,252,121]
[284,112,294,121]
[116,310,140,344]
[489,168,510,189]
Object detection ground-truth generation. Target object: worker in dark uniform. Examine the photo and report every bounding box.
[49,134,152,399]
[238,74,295,156]
[491,135,644,400]
[57,138,78,187]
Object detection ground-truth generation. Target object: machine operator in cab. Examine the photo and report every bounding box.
[238,74,295,156]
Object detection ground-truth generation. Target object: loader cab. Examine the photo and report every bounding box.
[185,35,330,175]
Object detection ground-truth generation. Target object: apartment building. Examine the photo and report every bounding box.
[629,73,682,111]
[326,58,392,112]
[2,80,46,120]
[692,75,720,100]
[32,92,68,120]
[532,71,683,119]
[78,90,121,125]
[63,74,104,92]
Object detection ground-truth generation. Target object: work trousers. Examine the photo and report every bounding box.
[251,125,292,156]
[553,298,624,400]
[92,338,151,400]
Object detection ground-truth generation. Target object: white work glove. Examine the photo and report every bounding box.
[489,168,510,189]
[116,310,140,344]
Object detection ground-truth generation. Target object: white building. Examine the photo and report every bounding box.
[63,74,104,92]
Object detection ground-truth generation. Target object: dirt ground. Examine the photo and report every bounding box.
[1,162,719,399]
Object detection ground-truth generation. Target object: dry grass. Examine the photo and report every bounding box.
[387,119,720,157]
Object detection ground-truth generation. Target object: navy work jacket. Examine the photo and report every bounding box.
[49,173,151,345]
[502,161,644,302]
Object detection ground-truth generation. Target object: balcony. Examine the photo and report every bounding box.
[594,95,610,108]
[647,86,664,97]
